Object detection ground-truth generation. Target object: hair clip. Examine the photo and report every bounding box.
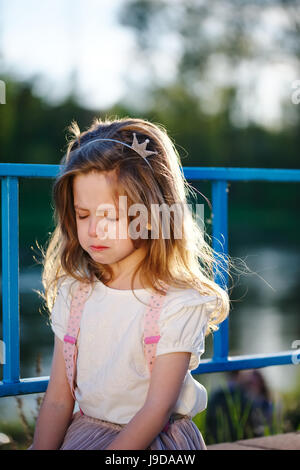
[76,133,158,170]
[131,133,158,160]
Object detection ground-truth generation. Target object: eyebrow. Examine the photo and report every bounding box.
[74,204,122,213]
[74,205,89,210]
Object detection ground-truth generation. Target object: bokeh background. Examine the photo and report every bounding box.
[0,0,300,448]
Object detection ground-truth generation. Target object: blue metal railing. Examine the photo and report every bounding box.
[1,163,300,397]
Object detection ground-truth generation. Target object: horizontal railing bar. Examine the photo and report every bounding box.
[193,350,299,374]
[0,377,49,397]
[0,163,300,182]
[183,167,300,182]
[1,350,298,397]
[0,163,60,178]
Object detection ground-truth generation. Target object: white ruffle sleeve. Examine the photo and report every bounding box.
[50,278,73,341]
[156,290,218,370]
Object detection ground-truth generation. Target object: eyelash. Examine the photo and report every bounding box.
[77,215,118,221]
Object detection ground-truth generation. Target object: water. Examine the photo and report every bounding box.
[229,245,300,380]
[0,243,299,424]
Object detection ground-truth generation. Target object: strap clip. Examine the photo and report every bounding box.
[64,334,76,344]
[144,335,161,344]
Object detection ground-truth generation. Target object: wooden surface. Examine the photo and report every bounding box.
[207,431,300,450]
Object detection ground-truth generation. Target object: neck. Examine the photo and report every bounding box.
[103,246,147,289]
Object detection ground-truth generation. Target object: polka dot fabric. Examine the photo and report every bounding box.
[63,282,92,399]
[143,282,169,374]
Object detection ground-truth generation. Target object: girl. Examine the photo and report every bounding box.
[30,116,230,450]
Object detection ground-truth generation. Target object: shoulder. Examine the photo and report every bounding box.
[55,275,80,310]
[162,286,218,318]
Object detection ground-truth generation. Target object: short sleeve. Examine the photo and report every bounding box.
[156,294,218,370]
[50,279,73,341]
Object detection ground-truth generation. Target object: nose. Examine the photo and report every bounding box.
[88,216,98,238]
[88,216,110,240]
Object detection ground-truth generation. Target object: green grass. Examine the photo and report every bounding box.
[192,376,300,445]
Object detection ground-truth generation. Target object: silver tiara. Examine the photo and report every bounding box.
[78,133,158,170]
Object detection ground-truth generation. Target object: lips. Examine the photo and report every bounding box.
[91,245,109,249]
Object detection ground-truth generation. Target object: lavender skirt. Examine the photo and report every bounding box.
[58,411,207,450]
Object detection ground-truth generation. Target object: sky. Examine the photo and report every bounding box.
[0,0,298,129]
[0,0,136,108]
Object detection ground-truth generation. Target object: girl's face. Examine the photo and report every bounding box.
[73,171,140,270]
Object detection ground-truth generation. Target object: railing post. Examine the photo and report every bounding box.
[211,180,229,361]
[1,176,20,383]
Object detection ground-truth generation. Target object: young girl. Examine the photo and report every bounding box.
[30,116,230,450]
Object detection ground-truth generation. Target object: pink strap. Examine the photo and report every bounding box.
[63,281,92,399]
[143,282,169,375]
[143,281,170,432]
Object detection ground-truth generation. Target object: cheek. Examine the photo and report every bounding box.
[116,218,130,239]
[117,237,136,255]
[96,217,129,240]
[76,221,86,243]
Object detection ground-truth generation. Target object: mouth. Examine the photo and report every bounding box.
[90,245,110,251]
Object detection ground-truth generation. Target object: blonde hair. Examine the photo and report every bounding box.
[39,115,236,336]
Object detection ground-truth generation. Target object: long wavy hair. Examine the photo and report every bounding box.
[39,115,235,336]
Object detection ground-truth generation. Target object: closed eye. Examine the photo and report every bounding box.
[77,214,118,221]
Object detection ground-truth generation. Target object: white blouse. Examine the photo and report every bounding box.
[50,276,218,424]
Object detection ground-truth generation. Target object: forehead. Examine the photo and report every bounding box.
[73,171,119,208]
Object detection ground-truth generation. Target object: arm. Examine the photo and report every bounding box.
[105,351,191,450]
[30,335,75,450]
